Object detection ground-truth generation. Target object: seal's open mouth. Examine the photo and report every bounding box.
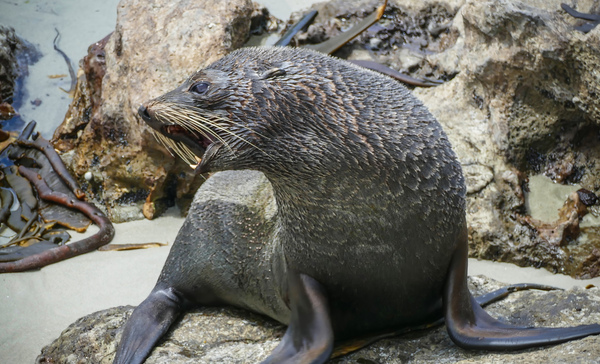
[164,125,214,150]
[138,104,209,169]
[160,124,212,169]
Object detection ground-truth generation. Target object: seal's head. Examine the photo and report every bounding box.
[138,47,311,175]
[138,67,251,174]
[138,47,401,178]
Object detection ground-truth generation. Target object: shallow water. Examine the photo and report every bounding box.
[0,0,121,138]
[525,174,579,222]
[526,173,600,230]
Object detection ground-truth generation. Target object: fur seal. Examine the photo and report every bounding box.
[114,47,600,363]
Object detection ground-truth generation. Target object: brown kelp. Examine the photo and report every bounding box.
[0,121,114,272]
[275,0,443,87]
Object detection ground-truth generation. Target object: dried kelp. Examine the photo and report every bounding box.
[0,121,114,272]
[275,0,442,87]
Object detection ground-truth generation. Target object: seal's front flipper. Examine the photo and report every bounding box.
[114,287,182,364]
[444,230,600,350]
[261,273,333,364]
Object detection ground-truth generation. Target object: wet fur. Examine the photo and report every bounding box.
[115,47,600,364]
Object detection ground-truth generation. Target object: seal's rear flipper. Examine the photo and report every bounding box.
[114,287,182,364]
[444,231,600,350]
[261,273,333,364]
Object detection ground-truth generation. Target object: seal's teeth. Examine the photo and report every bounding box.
[189,156,202,170]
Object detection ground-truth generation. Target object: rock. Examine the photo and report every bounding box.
[412,0,600,278]
[0,26,20,104]
[37,276,600,363]
[458,0,600,169]
[51,0,258,222]
[0,25,40,114]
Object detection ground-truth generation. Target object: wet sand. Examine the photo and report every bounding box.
[1,1,600,363]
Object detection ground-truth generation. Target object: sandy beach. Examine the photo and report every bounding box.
[1,1,600,363]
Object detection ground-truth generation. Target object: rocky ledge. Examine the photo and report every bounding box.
[37,276,600,363]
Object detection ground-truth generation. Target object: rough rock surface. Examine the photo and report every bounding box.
[0,25,39,119]
[291,0,600,278]
[37,275,600,363]
[51,0,256,222]
[0,26,21,104]
[410,0,600,278]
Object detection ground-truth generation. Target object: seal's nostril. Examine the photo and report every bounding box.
[138,105,151,122]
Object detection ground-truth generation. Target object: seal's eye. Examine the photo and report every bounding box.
[190,82,210,95]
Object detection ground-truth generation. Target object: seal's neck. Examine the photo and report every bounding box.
[264,164,400,244]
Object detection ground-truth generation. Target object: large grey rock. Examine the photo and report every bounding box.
[410,0,600,278]
[37,275,600,363]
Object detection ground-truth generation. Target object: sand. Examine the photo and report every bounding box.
[1,1,600,363]
[0,211,182,364]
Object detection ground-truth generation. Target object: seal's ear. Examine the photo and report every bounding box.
[260,67,287,80]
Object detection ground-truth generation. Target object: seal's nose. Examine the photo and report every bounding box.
[138,104,152,122]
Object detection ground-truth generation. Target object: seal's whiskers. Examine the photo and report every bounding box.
[157,104,273,161]
[171,105,257,151]
[151,130,198,166]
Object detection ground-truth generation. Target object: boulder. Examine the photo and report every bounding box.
[412,0,600,278]
[51,0,259,222]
